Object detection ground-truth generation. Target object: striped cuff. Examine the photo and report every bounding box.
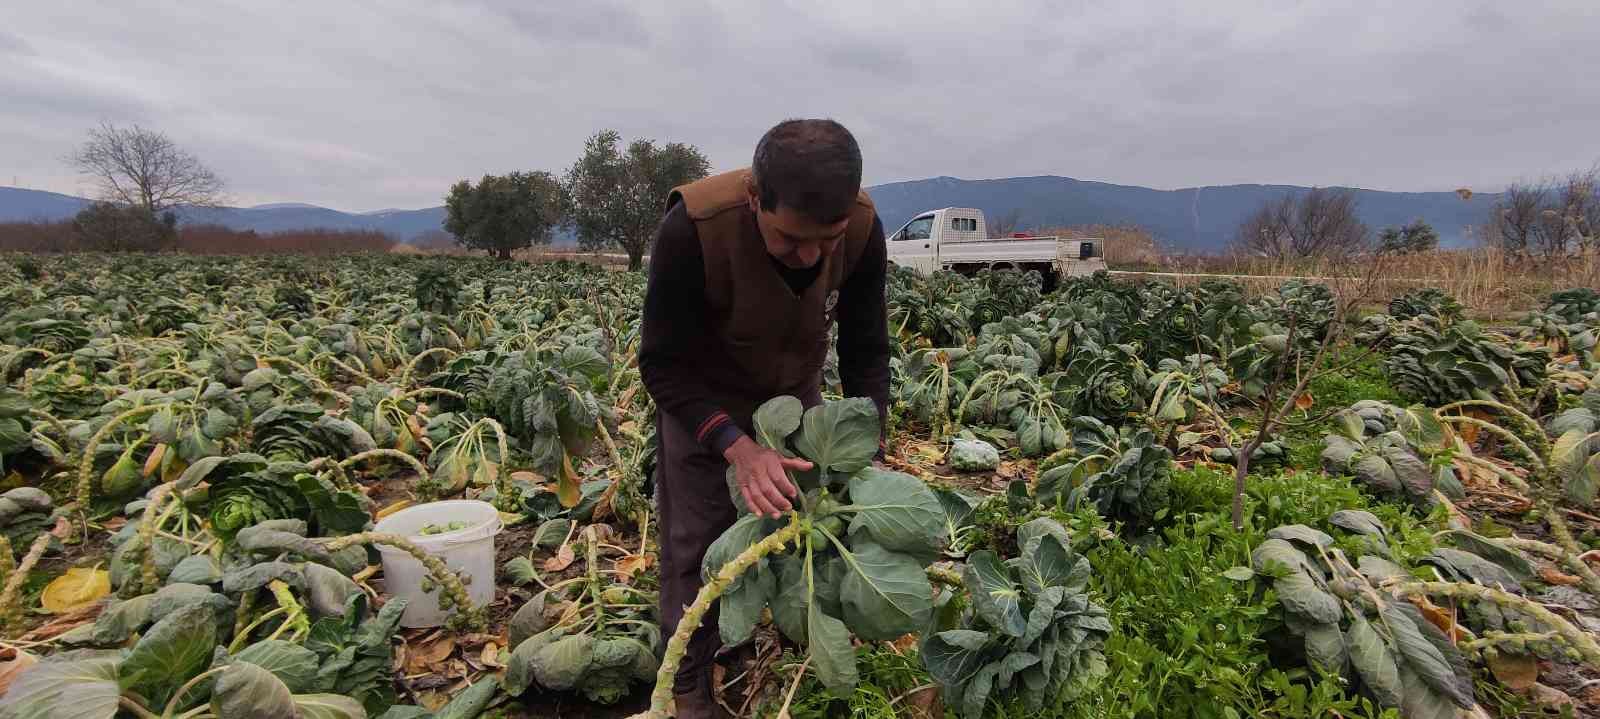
[696,411,744,455]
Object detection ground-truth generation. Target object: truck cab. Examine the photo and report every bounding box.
[885,207,1106,281]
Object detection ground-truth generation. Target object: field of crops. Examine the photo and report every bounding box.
[1,252,1599,719]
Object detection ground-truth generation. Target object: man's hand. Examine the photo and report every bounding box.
[724,435,811,519]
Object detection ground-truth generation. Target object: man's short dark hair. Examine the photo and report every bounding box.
[752,119,863,224]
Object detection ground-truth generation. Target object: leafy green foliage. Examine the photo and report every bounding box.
[700,396,943,695]
[443,171,565,259]
[923,518,1108,716]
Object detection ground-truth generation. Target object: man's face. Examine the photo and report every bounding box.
[749,191,850,270]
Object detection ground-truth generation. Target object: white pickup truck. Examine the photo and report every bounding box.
[885,208,1106,283]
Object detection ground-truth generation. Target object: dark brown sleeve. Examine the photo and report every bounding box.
[638,202,744,455]
[835,215,891,431]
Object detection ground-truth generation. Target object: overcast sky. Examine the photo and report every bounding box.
[3,1,1598,211]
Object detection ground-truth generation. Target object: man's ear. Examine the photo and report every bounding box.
[744,174,761,214]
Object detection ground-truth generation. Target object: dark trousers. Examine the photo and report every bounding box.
[655,409,739,694]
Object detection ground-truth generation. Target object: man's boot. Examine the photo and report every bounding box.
[672,671,729,719]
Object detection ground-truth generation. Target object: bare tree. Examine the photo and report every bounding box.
[1557,167,1600,252]
[68,123,225,212]
[987,208,1024,237]
[1488,168,1600,258]
[1231,187,1369,259]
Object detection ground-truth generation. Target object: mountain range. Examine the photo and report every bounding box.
[1,176,1498,251]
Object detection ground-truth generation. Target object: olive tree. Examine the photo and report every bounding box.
[443,172,563,260]
[1376,219,1439,254]
[71,202,178,252]
[563,130,710,271]
[68,123,225,212]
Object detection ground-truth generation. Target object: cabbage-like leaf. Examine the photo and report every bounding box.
[120,602,217,707]
[0,651,122,719]
[530,634,594,691]
[964,551,1025,637]
[807,601,858,694]
[292,694,367,719]
[834,537,933,640]
[210,662,296,719]
[1347,615,1403,707]
[1304,623,1347,675]
[843,468,944,552]
[232,640,320,694]
[794,398,879,481]
[752,395,803,454]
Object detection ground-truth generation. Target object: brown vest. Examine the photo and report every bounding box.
[667,168,876,421]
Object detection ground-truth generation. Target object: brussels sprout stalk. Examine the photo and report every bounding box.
[635,512,805,719]
[0,531,53,631]
[321,531,486,630]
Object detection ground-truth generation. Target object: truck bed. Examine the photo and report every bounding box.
[936,237,1062,266]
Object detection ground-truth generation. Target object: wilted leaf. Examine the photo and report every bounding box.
[613,553,651,579]
[41,567,110,614]
[542,542,576,573]
[1486,652,1538,691]
[555,454,581,509]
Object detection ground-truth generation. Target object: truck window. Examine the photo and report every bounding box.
[904,216,934,241]
[949,218,976,231]
[1079,242,1096,260]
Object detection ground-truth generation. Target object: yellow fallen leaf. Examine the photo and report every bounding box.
[377,500,415,520]
[40,567,110,614]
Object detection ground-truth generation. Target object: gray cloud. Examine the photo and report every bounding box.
[2,0,1597,210]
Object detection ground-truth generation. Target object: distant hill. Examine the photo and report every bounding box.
[2,176,1499,251]
[867,176,1498,250]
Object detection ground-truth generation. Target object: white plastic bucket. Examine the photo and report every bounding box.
[373,499,502,628]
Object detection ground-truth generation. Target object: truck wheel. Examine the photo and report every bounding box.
[1023,263,1058,292]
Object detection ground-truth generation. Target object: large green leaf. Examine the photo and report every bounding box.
[1304,623,1347,675]
[843,468,945,553]
[1011,533,1077,596]
[752,395,803,454]
[701,514,769,589]
[210,662,297,719]
[292,694,368,719]
[922,630,993,691]
[1347,615,1403,708]
[834,537,933,641]
[807,603,858,695]
[964,550,1025,637]
[232,640,320,694]
[0,651,122,719]
[530,634,594,691]
[1380,605,1474,708]
[1569,452,1600,508]
[770,553,809,644]
[719,561,775,646]
[1266,524,1334,550]
[120,602,217,707]
[1440,525,1536,582]
[1351,453,1402,494]
[794,398,879,479]
[1272,571,1341,624]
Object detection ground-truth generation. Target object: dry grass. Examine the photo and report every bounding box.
[1132,248,1600,320]
[1036,224,1161,267]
